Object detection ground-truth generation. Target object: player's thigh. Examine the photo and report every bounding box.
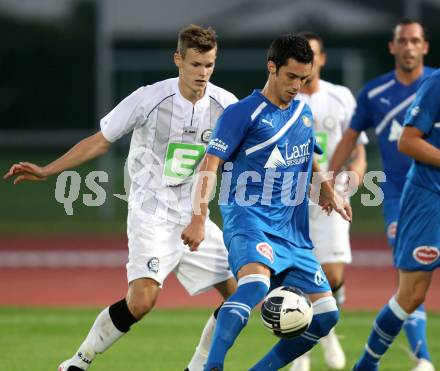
[309,207,351,264]
[394,184,440,271]
[126,208,184,287]
[272,247,332,296]
[176,219,234,296]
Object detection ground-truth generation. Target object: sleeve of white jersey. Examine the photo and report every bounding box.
[341,87,369,145]
[100,86,146,142]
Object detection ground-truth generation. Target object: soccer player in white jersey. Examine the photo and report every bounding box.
[291,31,368,371]
[4,25,238,371]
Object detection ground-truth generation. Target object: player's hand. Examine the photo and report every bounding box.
[319,190,352,223]
[3,162,47,184]
[181,218,205,252]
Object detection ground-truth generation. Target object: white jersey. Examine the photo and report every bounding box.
[100,77,238,225]
[297,79,368,188]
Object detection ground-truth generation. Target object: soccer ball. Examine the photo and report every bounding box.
[261,286,313,338]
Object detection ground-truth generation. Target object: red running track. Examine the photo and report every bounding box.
[0,235,439,309]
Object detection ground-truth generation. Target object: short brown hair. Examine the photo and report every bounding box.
[177,24,217,57]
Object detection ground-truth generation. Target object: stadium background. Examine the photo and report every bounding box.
[0,0,439,370]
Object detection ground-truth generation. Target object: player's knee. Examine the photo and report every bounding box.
[309,296,339,338]
[127,294,157,319]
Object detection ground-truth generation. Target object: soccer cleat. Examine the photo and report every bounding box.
[289,351,311,371]
[411,358,435,371]
[58,359,85,371]
[320,328,346,369]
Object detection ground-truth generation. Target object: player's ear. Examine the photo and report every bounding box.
[422,40,429,56]
[388,41,395,56]
[174,52,182,68]
[267,60,277,75]
[320,52,327,68]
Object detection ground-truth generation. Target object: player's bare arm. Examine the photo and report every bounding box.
[312,159,352,222]
[398,126,440,167]
[329,128,360,174]
[346,143,367,186]
[181,153,224,251]
[3,131,111,184]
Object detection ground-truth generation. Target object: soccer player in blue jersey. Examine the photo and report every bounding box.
[330,19,434,370]
[353,69,440,371]
[182,34,352,371]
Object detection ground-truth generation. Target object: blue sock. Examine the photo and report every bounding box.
[204,274,270,371]
[250,296,339,370]
[403,304,431,361]
[355,296,408,371]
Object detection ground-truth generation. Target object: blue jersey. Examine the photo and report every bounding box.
[207,90,317,249]
[404,69,440,194]
[350,67,435,199]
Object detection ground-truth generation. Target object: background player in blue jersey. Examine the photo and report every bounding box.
[354,69,440,371]
[330,19,434,370]
[182,34,352,371]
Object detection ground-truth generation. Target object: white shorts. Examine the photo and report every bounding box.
[126,208,233,296]
[308,204,352,264]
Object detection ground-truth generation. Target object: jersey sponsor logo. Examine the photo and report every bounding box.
[164,142,205,185]
[209,138,228,153]
[387,221,397,240]
[256,242,274,263]
[413,246,440,265]
[388,120,403,142]
[201,129,213,143]
[434,122,440,129]
[264,139,312,169]
[264,146,287,168]
[314,267,326,286]
[147,257,160,273]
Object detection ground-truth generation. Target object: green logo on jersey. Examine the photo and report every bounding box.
[315,131,328,165]
[164,142,205,185]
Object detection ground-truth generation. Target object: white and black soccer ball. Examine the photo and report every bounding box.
[261,286,313,338]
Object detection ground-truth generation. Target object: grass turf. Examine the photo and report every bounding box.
[1,307,438,370]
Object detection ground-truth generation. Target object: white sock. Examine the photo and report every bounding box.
[186,314,216,371]
[70,307,124,369]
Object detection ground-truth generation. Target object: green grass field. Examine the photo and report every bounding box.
[1,307,438,370]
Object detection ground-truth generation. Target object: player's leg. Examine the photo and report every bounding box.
[291,210,348,371]
[355,186,438,370]
[205,263,270,371]
[383,196,433,367]
[177,219,237,371]
[354,270,432,371]
[59,209,180,371]
[251,247,338,370]
[59,278,160,371]
[251,292,339,370]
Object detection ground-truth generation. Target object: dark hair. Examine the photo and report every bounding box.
[392,18,428,41]
[267,33,314,71]
[296,31,324,53]
[177,24,217,57]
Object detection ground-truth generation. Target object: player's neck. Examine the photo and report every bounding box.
[261,82,290,109]
[301,78,320,95]
[395,64,424,86]
[178,80,206,104]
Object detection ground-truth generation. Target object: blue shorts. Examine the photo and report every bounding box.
[394,182,440,271]
[226,231,331,294]
[382,197,400,248]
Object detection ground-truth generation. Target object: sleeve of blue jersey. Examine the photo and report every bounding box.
[404,73,440,134]
[206,103,251,161]
[349,87,372,132]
